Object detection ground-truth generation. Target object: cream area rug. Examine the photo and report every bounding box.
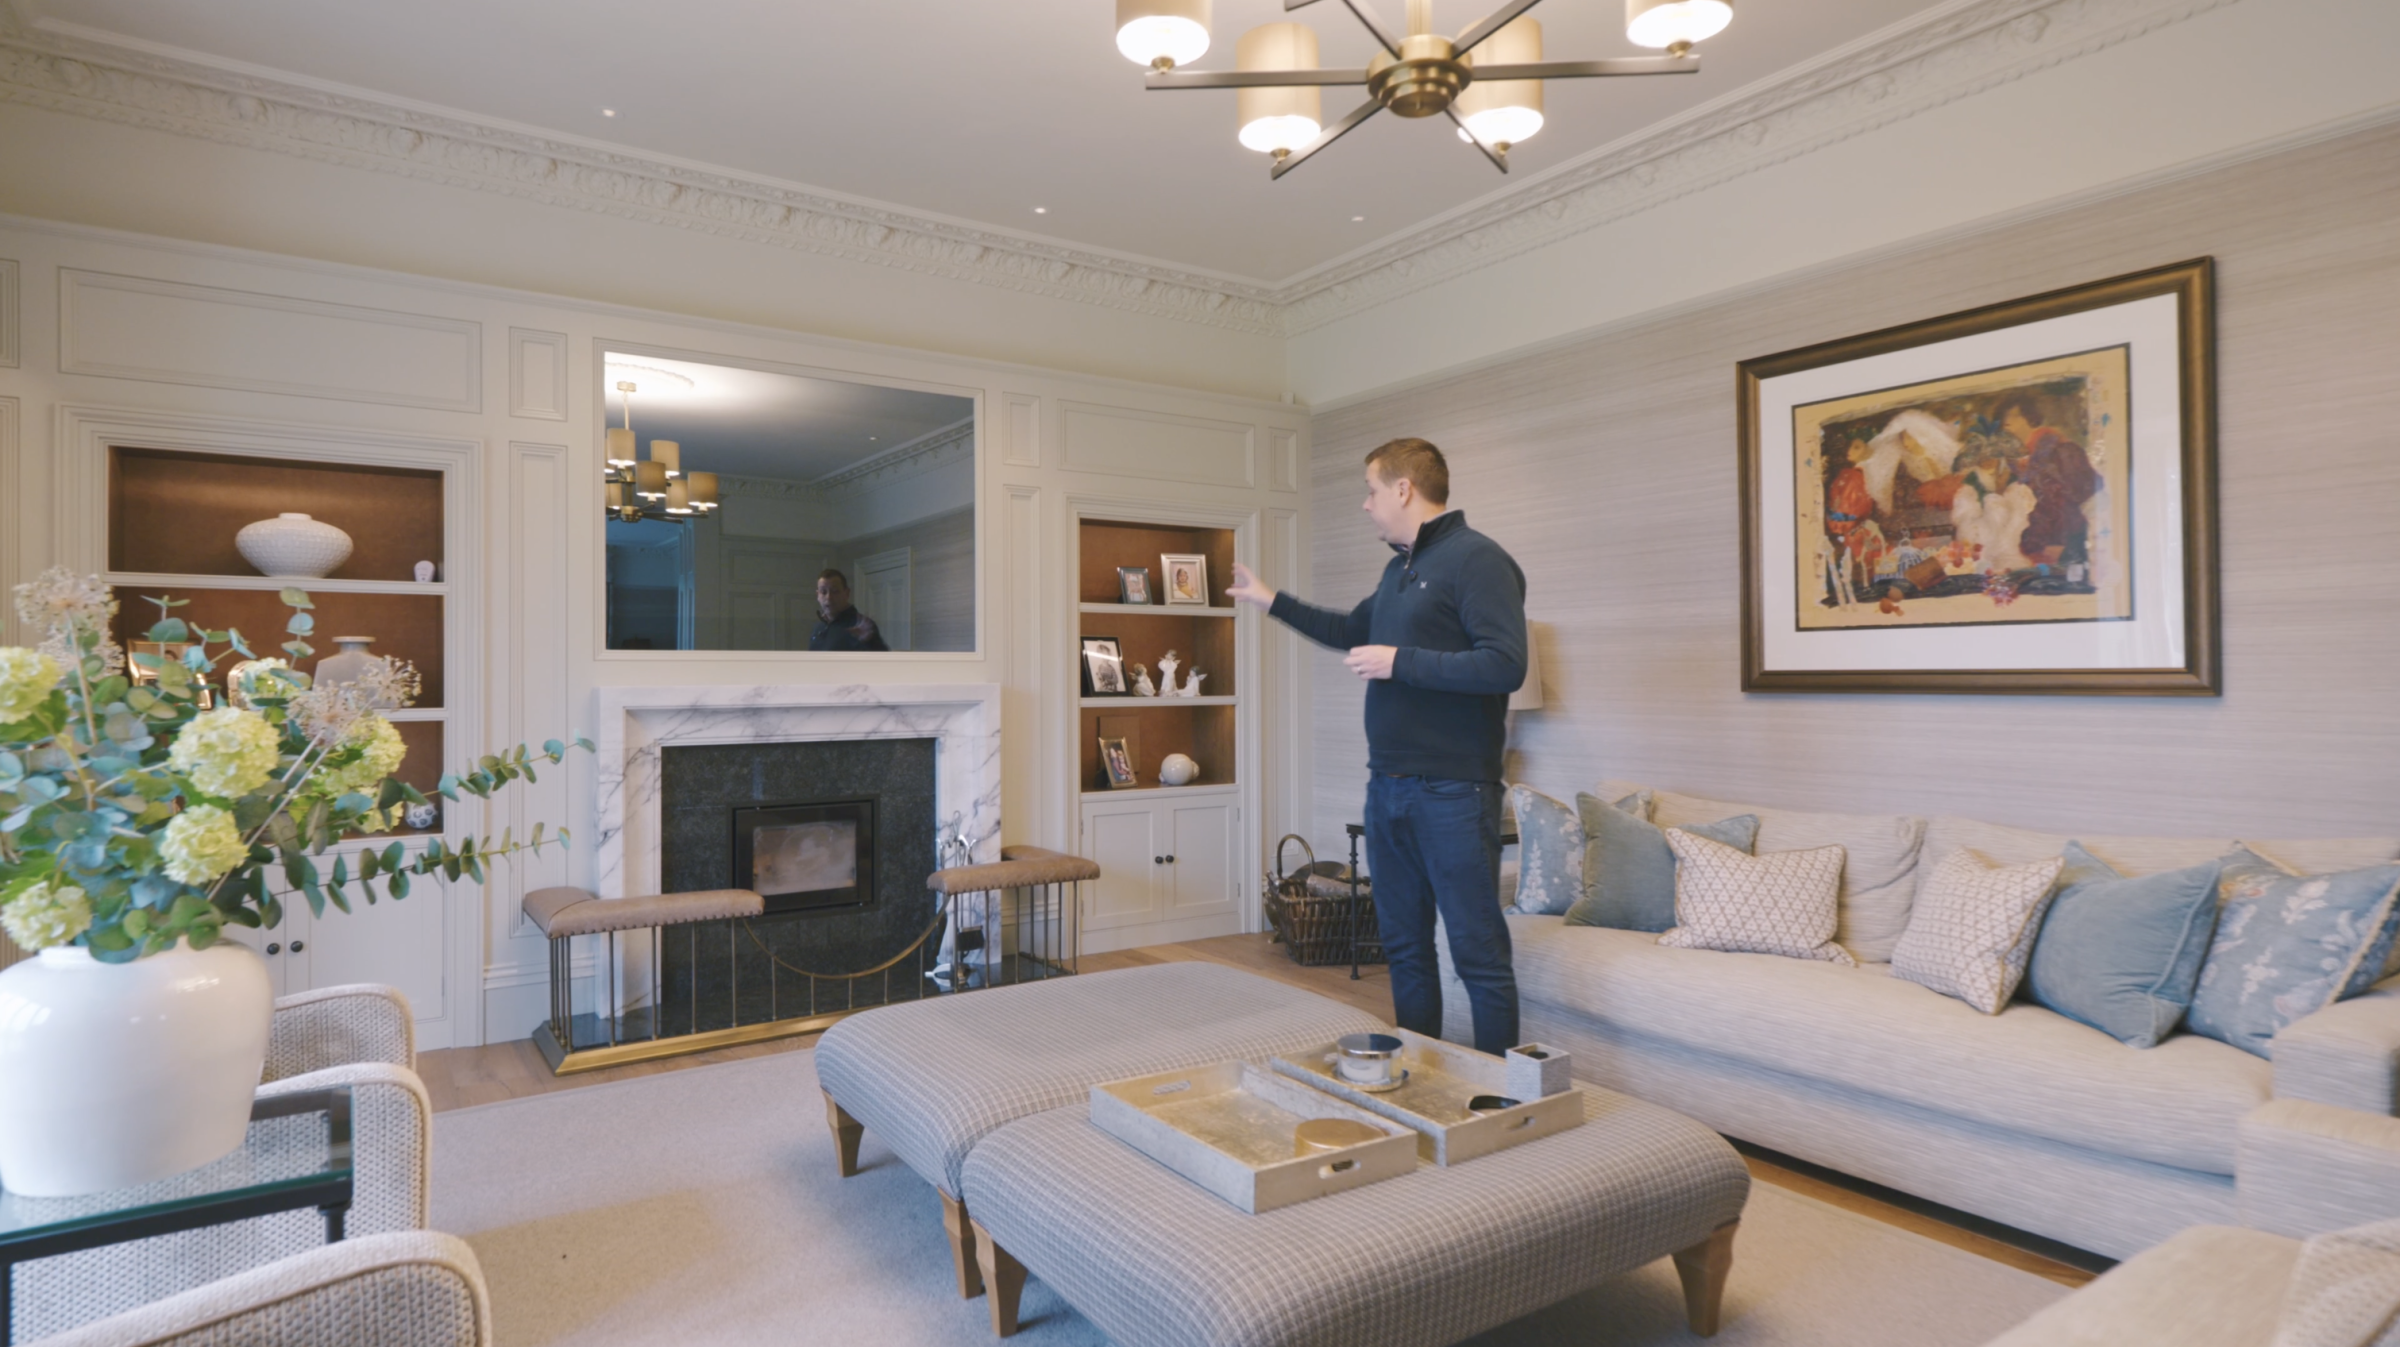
[432,1050,2066,1346]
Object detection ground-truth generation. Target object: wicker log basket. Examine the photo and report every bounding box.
[1263,835,1384,967]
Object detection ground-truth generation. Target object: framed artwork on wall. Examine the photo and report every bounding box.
[1160,553,1210,607]
[1737,258,2219,695]
[1081,636,1128,696]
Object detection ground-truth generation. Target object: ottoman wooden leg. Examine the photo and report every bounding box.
[1672,1220,1739,1337]
[941,1189,985,1299]
[970,1219,1027,1337]
[824,1092,864,1178]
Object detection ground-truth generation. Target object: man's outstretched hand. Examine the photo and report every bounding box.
[1227,561,1276,609]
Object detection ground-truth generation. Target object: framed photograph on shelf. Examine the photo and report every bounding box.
[1117,566,1153,606]
[1160,553,1210,607]
[1080,636,1129,696]
[129,641,213,707]
[1098,735,1139,790]
[1737,258,2219,695]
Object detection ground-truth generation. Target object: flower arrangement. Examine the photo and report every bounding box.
[0,569,586,961]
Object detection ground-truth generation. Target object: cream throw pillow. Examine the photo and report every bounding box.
[1658,828,1854,966]
[1891,848,2066,1014]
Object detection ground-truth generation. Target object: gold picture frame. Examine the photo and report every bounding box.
[1736,258,2219,695]
[1098,735,1139,790]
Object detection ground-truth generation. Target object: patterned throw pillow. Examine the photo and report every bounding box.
[2274,1216,2400,1347]
[1658,829,1853,965]
[1504,785,1647,917]
[1891,848,2067,1014]
[2186,847,2400,1059]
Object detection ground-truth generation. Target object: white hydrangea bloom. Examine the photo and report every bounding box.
[167,707,283,799]
[307,713,407,800]
[0,646,61,721]
[161,804,248,886]
[1,879,92,951]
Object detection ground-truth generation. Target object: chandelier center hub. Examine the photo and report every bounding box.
[1366,35,1470,118]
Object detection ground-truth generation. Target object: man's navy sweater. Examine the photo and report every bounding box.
[1269,510,1527,782]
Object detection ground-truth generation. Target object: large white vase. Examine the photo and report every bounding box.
[0,942,273,1197]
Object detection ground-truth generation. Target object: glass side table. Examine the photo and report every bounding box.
[0,1086,353,1344]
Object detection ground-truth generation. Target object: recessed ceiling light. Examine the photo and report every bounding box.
[602,108,617,117]
[1352,215,1365,222]
[1034,206,1048,214]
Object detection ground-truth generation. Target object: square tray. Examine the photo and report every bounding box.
[1272,1028,1584,1166]
[1088,1060,1418,1214]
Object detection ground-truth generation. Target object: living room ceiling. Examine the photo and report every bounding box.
[9,0,1949,285]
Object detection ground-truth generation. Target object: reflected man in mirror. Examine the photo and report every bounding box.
[810,569,889,651]
[1228,437,1527,1055]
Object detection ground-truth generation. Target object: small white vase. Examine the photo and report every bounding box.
[0,942,273,1197]
[235,512,354,579]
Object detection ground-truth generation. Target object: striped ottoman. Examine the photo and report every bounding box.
[815,963,1387,1298]
[958,1085,1751,1345]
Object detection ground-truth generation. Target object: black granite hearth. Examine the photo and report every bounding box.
[656,738,936,1033]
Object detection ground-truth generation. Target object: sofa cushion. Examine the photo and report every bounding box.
[1564,795,1754,933]
[2028,843,2227,1049]
[1892,848,2066,1014]
[1503,784,1586,917]
[1658,830,1852,965]
[1511,915,2271,1175]
[1608,782,1926,963]
[2187,849,2400,1059]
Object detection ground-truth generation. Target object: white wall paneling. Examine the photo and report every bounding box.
[1306,120,2400,853]
[508,328,570,421]
[1261,505,1307,878]
[58,270,482,411]
[1269,428,1299,495]
[0,397,18,646]
[0,259,19,369]
[1061,401,1256,489]
[0,220,1305,1039]
[1002,393,1041,469]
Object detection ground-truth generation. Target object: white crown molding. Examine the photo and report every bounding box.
[815,417,976,496]
[0,0,2236,340]
[1273,0,2243,331]
[0,22,1285,336]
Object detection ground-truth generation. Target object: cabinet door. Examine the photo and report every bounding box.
[1166,801,1237,919]
[220,905,309,997]
[1082,801,1162,931]
[302,860,448,1025]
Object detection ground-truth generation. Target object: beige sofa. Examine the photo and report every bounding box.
[1436,782,2400,1260]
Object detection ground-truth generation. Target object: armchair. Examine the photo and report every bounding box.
[12,986,431,1342]
[28,1232,489,1347]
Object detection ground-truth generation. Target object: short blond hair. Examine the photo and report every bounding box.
[1365,437,1449,506]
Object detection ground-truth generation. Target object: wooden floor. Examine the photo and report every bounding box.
[419,931,2098,1289]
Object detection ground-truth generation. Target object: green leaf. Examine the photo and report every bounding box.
[286,612,315,636]
[388,869,409,900]
[145,617,190,643]
[278,588,315,610]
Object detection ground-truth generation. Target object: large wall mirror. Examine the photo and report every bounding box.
[601,352,976,652]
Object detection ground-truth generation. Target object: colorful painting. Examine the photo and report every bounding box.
[1793,347,2132,631]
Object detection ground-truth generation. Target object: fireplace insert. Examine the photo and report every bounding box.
[730,798,875,915]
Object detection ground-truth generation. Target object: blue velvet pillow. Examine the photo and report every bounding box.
[2024,842,2225,1048]
[2185,847,2400,1058]
[1564,795,1758,933]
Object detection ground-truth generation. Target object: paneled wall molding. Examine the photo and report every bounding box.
[507,328,569,421]
[0,258,18,368]
[0,0,2235,339]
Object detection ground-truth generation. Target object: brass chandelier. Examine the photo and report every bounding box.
[1118,0,1733,178]
[604,378,718,525]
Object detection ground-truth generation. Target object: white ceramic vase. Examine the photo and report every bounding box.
[235,512,354,579]
[1158,753,1200,786]
[0,942,273,1197]
[313,636,378,693]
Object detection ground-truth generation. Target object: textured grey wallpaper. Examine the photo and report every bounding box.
[1303,122,2400,851]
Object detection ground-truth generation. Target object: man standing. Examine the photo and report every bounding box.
[1227,438,1527,1054]
[809,569,890,652]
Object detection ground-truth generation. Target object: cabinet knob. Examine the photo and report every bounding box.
[1153,856,1164,865]
[290,941,305,953]
[265,943,281,955]
[1164,854,1176,864]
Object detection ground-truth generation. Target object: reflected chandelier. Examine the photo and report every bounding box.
[603,379,718,525]
[1117,0,1732,177]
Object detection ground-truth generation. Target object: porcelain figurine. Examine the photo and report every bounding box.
[1179,668,1207,697]
[1130,663,1157,697]
[1155,650,1180,695]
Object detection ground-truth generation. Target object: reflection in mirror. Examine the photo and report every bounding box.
[602,353,975,652]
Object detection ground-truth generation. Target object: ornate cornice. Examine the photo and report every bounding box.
[0,26,1283,336]
[0,0,2237,340]
[814,417,975,497]
[1274,0,2242,331]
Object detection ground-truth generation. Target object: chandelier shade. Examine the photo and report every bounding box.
[649,439,680,478]
[634,459,667,501]
[1456,16,1543,149]
[665,479,693,516]
[1117,0,1211,70]
[1235,23,1322,156]
[686,471,719,512]
[1625,0,1732,50]
[605,427,637,469]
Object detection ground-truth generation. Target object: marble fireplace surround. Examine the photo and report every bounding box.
[593,684,1002,904]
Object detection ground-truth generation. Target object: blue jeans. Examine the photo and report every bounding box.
[1363,774,1519,1055]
